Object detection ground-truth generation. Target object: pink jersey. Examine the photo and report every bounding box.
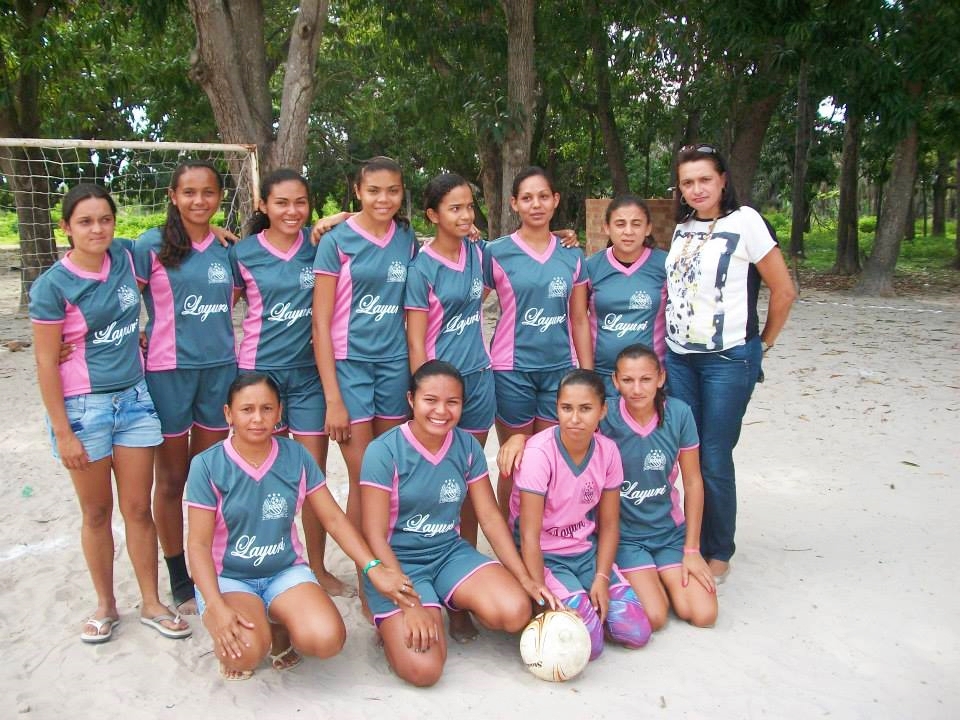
[509,427,623,555]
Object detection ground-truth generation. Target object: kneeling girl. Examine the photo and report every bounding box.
[360,360,556,687]
[186,373,413,680]
[508,370,651,660]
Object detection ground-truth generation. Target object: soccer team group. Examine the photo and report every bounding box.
[29,146,796,685]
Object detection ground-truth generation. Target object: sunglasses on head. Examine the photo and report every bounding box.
[680,144,719,155]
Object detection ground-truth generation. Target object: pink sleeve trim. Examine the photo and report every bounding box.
[358,480,391,491]
[466,473,489,485]
[184,501,216,511]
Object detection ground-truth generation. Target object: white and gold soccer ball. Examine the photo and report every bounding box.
[519,609,591,682]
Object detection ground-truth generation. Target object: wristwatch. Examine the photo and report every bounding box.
[762,340,773,354]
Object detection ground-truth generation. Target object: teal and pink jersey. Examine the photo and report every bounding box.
[229,230,317,370]
[359,423,489,564]
[132,227,236,371]
[600,397,699,541]
[404,238,490,375]
[29,239,144,396]
[586,246,668,375]
[185,436,325,579]
[482,233,587,371]
[509,426,623,556]
[313,217,417,362]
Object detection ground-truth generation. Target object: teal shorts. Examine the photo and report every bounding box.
[336,358,409,423]
[459,367,495,433]
[493,367,571,427]
[363,539,497,625]
[541,548,629,600]
[146,363,237,436]
[616,525,686,572]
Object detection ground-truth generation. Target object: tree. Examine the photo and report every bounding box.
[497,0,537,236]
[856,0,960,295]
[833,111,862,275]
[187,1,328,176]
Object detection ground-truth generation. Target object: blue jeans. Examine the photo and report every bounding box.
[666,337,762,562]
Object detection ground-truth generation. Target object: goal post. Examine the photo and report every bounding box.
[0,138,259,313]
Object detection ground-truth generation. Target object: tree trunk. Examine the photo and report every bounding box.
[833,111,861,275]
[728,91,782,206]
[187,0,328,176]
[789,61,813,259]
[932,150,948,236]
[0,1,57,311]
[585,0,628,195]
[856,119,920,296]
[904,192,916,241]
[479,137,504,239]
[498,0,537,236]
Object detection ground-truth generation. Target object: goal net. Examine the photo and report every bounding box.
[0,138,260,313]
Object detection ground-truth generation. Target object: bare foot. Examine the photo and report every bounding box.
[316,569,357,598]
[448,609,479,643]
[707,559,730,584]
[176,597,199,616]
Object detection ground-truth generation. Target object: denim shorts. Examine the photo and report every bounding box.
[146,363,237,436]
[47,379,162,463]
[195,563,319,618]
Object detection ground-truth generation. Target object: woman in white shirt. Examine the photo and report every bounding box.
[665,144,796,583]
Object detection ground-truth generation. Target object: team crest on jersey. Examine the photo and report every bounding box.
[207,262,229,284]
[117,285,138,311]
[299,267,315,290]
[629,290,653,310]
[262,493,289,520]
[439,478,462,504]
[470,277,483,299]
[580,478,598,505]
[547,276,567,298]
[643,448,667,472]
[386,261,407,283]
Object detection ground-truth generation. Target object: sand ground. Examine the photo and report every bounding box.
[0,268,957,719]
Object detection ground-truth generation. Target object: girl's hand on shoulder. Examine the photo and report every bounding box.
[324,398,352,443]
[402,605,440,653]
[496,433,528,477]
[466,224,483,243]
[522,578,560,611]
[203,601,255,661]
[367,564,419,608]
[682,551,716,593]
[57,430,89,471]
[589,574,611,623]
[310,211,353,245]
[210,225,239,247]
[556,229,579,248]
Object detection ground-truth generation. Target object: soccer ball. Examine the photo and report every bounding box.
[519,609,591,682]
